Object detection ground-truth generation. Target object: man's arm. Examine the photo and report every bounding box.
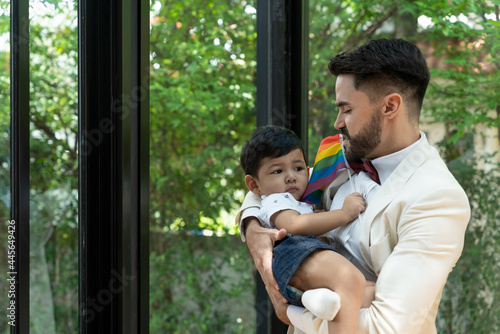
[236,191,285,288]
[244,217,287,290]
[357,187,469,333]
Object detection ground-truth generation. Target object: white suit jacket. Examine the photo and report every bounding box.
[237,136,471,334]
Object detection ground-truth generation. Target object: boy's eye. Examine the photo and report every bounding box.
[272,169,282,174]
[295,167,304,171]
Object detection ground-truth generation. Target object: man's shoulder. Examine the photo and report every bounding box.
[388,140,467,200]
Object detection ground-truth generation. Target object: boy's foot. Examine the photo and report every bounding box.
[302,288,341,321]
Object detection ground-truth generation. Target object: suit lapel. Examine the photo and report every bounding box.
[358,139,434,269]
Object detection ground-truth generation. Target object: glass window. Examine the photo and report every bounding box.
[149,1,257,332]
[28,1,78,332]
[0,2,11,330]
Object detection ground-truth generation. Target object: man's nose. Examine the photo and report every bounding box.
[334,112,345,130]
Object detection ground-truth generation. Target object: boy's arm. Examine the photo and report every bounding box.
[235,191,263,241]
[272,193,365,236]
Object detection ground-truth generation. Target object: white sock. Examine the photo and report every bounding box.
[287,305,307,332]
[301,288,341,321]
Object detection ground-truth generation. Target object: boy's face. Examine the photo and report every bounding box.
[247,148,309,201]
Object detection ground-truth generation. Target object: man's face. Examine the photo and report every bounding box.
[334,75,382,161]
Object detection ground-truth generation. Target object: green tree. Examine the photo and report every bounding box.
[308,1,500,332]
[148,1,257,332]
[150,0,256,232]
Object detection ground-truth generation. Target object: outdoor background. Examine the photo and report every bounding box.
[0,0,499,333]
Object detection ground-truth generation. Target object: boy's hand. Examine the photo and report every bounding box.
[341,192,366,221]
[245,218,287,292]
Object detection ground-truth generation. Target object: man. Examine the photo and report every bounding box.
[237,38,470,333]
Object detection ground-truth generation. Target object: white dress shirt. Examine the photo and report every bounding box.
[324,132,424,281]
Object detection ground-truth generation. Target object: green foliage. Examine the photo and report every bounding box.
[308,0,500,150]
[149,0,257,231]
[439,156,500,333]
[29,0,78,192]
[307,1,500,332]
[150,233,255,333]
[148,1,257,332]
[417,0,500,144]
[307,0,400,158]
[28,1,79,332]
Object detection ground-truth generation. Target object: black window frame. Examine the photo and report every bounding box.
[10,0,30,331]
[78,0,150,333]
[9,0,149,333]
[10,0,307,332]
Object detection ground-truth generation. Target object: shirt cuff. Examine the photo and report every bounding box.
[287,305,306,332]
[238,207,261,242]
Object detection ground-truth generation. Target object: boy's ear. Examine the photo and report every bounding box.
[245,175,260,195]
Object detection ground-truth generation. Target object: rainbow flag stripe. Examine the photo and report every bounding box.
[302,135,347,204]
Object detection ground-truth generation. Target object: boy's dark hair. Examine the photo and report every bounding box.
[328,38,430,123]
[240,125,306,177]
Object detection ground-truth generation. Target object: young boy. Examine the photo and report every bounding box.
[240,125,368,333]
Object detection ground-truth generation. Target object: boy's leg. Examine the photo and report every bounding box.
[289,249,365,334]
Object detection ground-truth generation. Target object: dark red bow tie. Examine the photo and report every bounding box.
[349,160,381,184]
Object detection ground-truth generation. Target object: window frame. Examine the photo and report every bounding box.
[78,0,150,333]
[10,0,30,331]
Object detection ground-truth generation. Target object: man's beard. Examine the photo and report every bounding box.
[341,110,382,161]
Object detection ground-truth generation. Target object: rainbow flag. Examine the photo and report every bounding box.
[301,135,348,204]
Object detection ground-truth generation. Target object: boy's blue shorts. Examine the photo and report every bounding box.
[272,233,338,306]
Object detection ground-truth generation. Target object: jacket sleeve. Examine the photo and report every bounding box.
[357,185,470,333]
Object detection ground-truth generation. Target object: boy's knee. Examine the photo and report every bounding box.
[337,264,365,290]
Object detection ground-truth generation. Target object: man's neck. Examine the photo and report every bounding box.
[369,125,420,159]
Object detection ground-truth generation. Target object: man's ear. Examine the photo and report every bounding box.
[382,93,402,120]
[245,175,260,195]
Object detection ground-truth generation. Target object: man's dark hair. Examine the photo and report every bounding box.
[240,125,306,177]
[328,38,430,122]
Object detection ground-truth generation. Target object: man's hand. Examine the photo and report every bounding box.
[245,218,286,290]
[266,285,291,325]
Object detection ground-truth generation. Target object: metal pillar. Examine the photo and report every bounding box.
[255,1,309,333]
[10,0,30,332]
[78,0,149,333]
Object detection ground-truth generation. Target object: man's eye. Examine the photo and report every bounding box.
[343,109,352,114]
